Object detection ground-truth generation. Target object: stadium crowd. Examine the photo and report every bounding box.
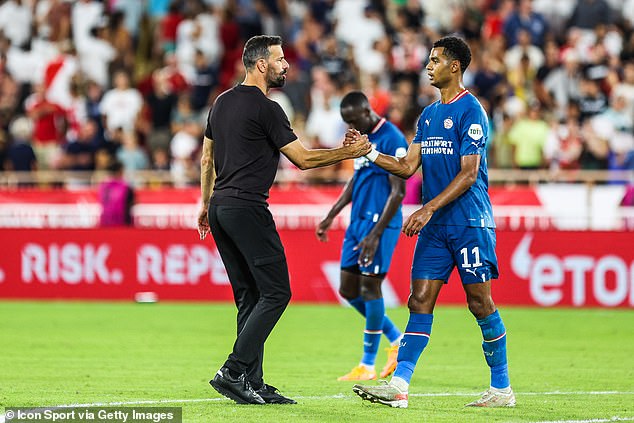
[1,0,634,186]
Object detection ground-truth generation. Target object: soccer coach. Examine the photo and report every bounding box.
[197,35,371,405]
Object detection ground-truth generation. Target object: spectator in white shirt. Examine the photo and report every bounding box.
[100,70,143,136]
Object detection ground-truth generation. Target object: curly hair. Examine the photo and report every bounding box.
[433,36,472,74]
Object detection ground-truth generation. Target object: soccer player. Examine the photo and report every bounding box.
[351,36,515,408]
[316,91,408,381]
[197,35,370,405]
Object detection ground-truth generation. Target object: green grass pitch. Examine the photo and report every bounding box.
[1,301,633,422]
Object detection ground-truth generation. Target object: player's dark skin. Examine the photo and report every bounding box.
[316,103,405,301]
[346,47,496,319]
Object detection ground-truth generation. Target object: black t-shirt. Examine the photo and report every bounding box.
[205,84,297,205]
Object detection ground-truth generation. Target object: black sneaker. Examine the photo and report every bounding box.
[255,384,297,404]
[209,368,265,405]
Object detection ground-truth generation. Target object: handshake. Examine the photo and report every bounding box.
[343,129,375,160]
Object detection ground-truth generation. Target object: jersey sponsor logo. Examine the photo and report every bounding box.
[395,147,407,158]
[468,123,483,140]
[443,118,453,129]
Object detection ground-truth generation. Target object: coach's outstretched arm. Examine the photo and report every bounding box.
[280,133,371,170]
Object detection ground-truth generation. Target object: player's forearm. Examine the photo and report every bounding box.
[327,179,354,218]
[297,147,352,170]
[373,153,418,179]
[426,169,476,213]
[371,181,406,236]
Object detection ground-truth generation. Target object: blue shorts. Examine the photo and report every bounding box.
[411,225,499,284]
[341,218,400,275]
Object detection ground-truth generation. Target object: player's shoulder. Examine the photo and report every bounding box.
[458,93,487,118]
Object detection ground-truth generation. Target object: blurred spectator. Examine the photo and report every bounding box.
[592,95,634,170]
[170,120,200,187]
[100,69,143,136]
[391,27,427,85]
[72,0,105,52]
[362,73,391,117]
[503,0,548,47]
[170,93,198,134]
[490,111,515,169]
[158,1,184,54]
[175,2,223,83]
[98,159,134,227]
[508,101,549,169]
[504,29,545,72]
[24,83,66,169]
[6,116,36,172]
[506,53,538,103]
[532,0,576,38]
[151,146,170,171]
[62,119,98,172]
[84,80,105,143]
[190,49,218,112]
[281,60,311,120]
[43,41,79,110]
[116,131,149,173]
[612,61,634,119]
[578,74,608,122]
[580,117,610,169]
[567,0,613,31]
[108,10,135,72]
[34,0,72,43]
[146,69,178,153]
[78,23,116,92]
[66,76,88,143]
[544,117,583,170]
[0,0,32,48]
[481,0,514,42]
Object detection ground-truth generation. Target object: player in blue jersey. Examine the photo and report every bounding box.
[350,37,515,409]
[316,91,408,382]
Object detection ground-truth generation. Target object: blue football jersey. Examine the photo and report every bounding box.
[351,119,409,229]
[412,91,495,227]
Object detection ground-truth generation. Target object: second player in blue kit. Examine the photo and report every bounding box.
[317,91,408,381]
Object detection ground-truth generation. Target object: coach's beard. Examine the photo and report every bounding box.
[267,70,287,88]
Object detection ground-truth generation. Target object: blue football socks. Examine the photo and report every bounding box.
[477,309,510,389]
[392,313,433,384]
[348,296,402,343]
[360,298,385,366]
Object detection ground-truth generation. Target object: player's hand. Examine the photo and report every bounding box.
[344,134,371,158]
[402,206,434,237]
[197,207,210,240]
[344,128,362,147]
[316,217,333,242]
[354,233,379,266]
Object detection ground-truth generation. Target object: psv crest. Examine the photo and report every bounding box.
[443,118,453,129]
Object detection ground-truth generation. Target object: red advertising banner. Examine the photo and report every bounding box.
[0,228,632,307]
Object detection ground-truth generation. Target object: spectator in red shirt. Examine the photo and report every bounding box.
[24,83,67,169]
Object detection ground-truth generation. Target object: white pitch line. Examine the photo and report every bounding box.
[533,417,634,423]
[1,391,633,423]
[47,390,634,407]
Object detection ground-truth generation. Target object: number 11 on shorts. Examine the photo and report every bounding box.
[460,246,482,268]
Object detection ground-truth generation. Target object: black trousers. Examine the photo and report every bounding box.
[208,204,291,386]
